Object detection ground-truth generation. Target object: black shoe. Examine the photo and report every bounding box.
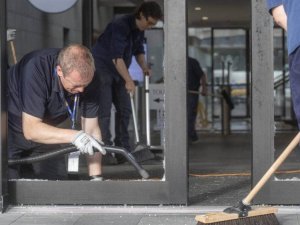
[89,175,103,181]
[189,136,200,144]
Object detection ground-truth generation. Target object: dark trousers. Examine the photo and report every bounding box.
[96,69,132,151]
[8,130,67,180]
[289,46,300,129]
[187,93,199,140]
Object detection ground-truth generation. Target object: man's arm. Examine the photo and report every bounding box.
[22,112,106,156]
[81,117,101,139]
[271,5,287,31]
[135,54,150,75]
[81,117,103,176]
[22,112,78,144]
[113,58,135,93]
[200,74,208,96]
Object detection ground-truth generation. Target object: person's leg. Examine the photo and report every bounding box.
[7,125,34,179]
[289,47,300,129]
[187,93,199,142]
[113,79,132,152]
[7,133,66,180]
[30,144,68,180]
[97,69,114,146]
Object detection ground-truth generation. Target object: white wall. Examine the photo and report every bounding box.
[7,0,83,65]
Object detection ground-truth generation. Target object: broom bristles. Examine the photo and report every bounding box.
[131,147,155,163]
[197,213,279,225]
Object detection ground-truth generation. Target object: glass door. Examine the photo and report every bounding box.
[212,28,249,132]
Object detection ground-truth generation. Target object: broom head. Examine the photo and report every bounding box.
[195,207,279,225]
[131,144,155,163]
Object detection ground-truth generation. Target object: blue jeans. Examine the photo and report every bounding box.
[289,46,300,129]
[96,69,132,151]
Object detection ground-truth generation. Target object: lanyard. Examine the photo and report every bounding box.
[54,68,79,129]
[65,94,79,129]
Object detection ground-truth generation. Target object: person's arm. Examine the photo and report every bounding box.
[81,116,103,176]
[271,5,287,31]
[81,117,101,140]
[135,53,150,75]
[22,112,106,156]
[113,58,136,93]
[200,74,208,96]
[110,20,136,93]
[22,112,78,144]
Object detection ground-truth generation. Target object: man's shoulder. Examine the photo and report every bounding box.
[266,0,282,12]
[21,48,59,65]
[112,14,135,30]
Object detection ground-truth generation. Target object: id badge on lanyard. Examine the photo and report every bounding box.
[55,68,80,172]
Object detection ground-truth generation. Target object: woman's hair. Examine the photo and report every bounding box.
[134,1,163,20]
[57,44,95,79]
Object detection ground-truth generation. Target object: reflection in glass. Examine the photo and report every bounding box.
[188,28,249,133]
[273,28,300,180]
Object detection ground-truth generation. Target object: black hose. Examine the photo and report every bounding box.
[8,145,149,179]
[8,145,77,166]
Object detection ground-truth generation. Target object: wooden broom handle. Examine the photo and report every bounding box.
[9,41,17,64]
[243,132,300,205]
[188,90,219,98]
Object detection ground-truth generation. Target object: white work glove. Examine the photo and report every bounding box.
[72,131,106,156]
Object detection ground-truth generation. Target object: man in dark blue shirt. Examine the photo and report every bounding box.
[8,44,106,180]
[92,2,162,161]
[187,57,207,144]
[267,0,300,130]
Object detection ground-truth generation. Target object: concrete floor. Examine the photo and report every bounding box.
[2,132,300,224]
[1,205,300,225]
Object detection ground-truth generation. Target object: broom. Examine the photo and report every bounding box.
[195,132,300,225]
[129,92,155,163]
[188,89,234,110]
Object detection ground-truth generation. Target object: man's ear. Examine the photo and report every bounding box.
[56,65,63,77]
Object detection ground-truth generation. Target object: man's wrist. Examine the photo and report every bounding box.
[72,130,84,143]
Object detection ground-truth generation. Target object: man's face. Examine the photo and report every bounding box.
[56,65,93,94]
[136,12,158,31]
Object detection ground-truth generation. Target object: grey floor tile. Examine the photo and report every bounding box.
[0,214,23,225]
[138,215,197,225]
[74,214,142,225]
[277,214,300,225]
[10,214,80,225]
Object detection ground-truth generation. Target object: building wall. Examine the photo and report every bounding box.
[7,0,83,65]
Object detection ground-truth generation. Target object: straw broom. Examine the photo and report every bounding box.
[195,132,300,225]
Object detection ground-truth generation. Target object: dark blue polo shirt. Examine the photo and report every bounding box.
[188,57,205,91]
[267,0,300,54]
[7,48,98,135]
[92,14,145,76]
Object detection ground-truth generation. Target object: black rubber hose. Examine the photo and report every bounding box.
[8,145,150,179]
[8,145,77,166]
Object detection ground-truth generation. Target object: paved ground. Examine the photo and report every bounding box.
[1,205,300,224]
[2,132,300,224]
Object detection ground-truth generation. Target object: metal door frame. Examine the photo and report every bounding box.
[0,0,8,212]
[1,0,188,206]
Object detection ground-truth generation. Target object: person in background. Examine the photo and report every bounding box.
[187,56,208,144]
[92,1,163,163]
[267,1,300,130]
[7,44,106,180]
